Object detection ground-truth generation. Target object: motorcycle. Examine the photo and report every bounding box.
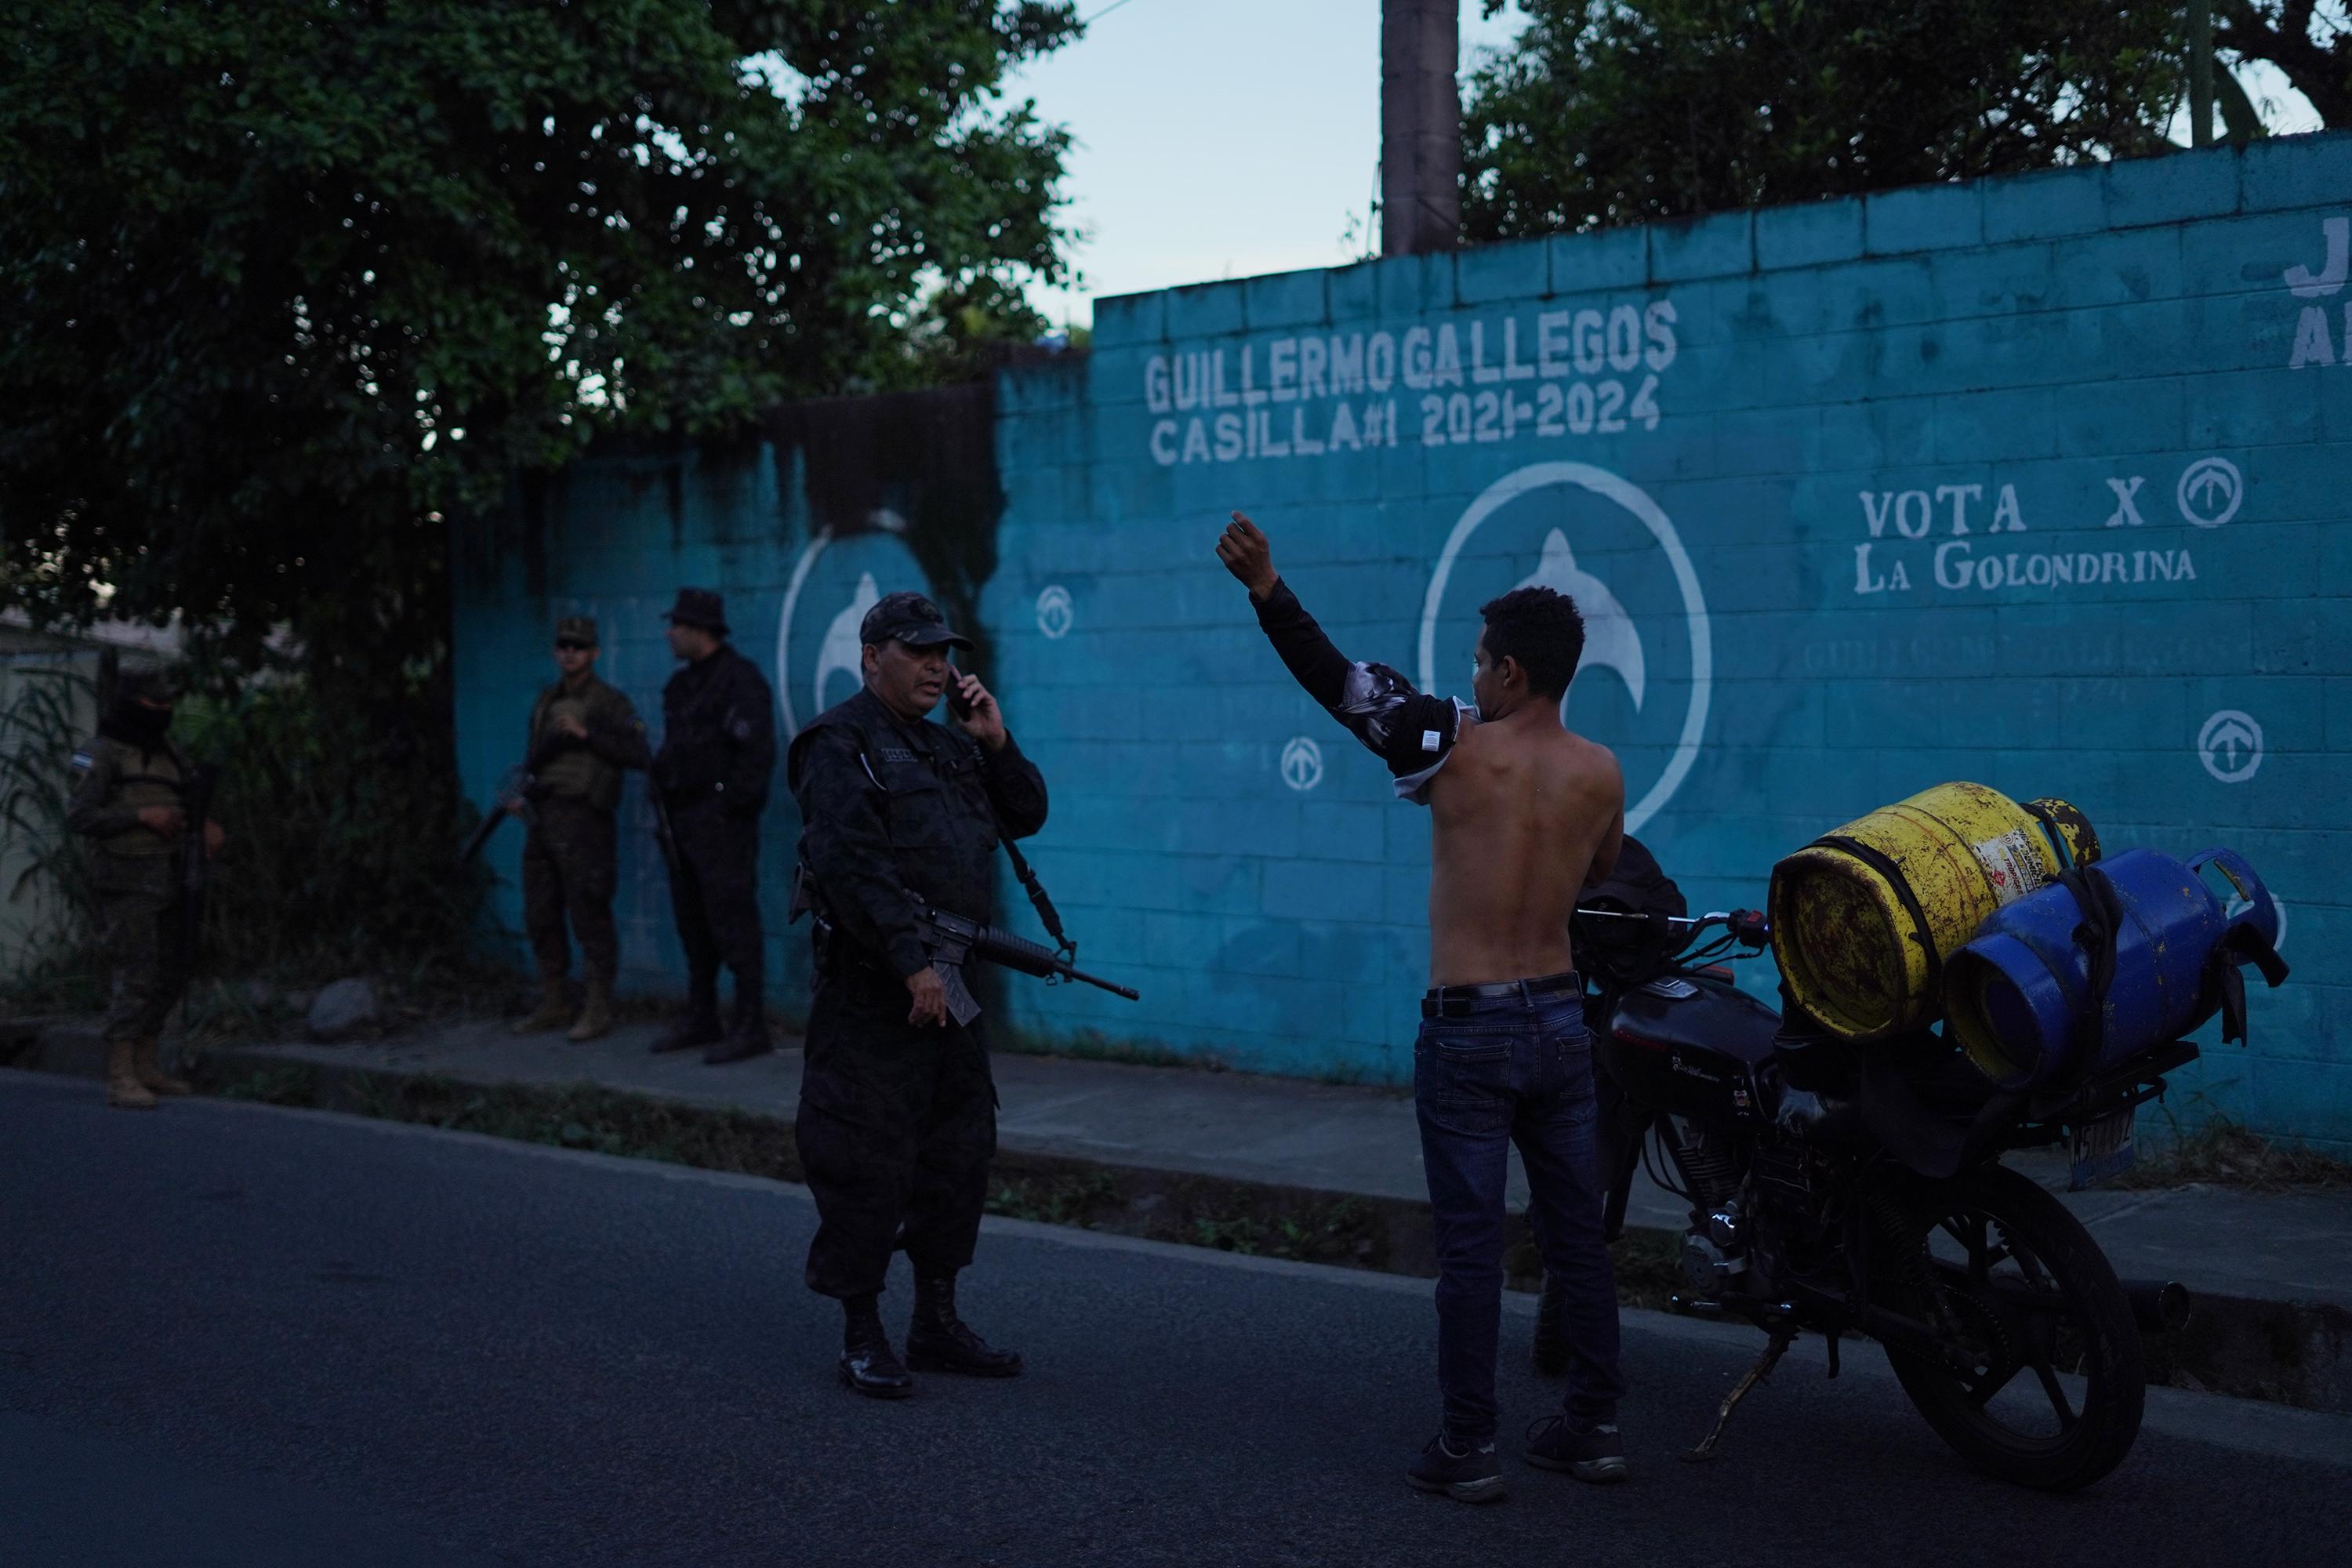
[1538,843,2262,1492]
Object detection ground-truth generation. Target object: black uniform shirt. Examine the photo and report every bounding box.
[789,688,1050,979]
[654,644,776,814]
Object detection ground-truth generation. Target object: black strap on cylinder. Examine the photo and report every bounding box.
[2204,924,2291,1046]
[2048,863,2125,1096]
[1817,834,1945,996]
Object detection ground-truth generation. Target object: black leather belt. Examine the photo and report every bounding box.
[1421,970,1582,1018]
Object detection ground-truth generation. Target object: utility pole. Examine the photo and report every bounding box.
[2189,0,2215,147]
[1380,0,1460,256]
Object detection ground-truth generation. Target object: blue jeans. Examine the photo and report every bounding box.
[1415,988,1624,1440]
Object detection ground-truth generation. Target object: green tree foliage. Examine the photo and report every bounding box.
[1461,1,2194,239]
[0,0,1080,662]
[0,1,1079,985]
[2216,2,2351,128]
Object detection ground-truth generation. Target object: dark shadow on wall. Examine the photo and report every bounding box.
[765,383,1006,673]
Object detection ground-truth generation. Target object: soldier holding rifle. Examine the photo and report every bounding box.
[510,615,649,1043]
[66,666,223,1109]
[787,590,1047,1399]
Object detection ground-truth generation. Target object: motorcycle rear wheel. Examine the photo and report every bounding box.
[1880,1163,2145,1491]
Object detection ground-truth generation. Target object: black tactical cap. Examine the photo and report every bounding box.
[555,614,599,646]
[859,590,972,651]
[116,666,181,703]
[662,587,729,635]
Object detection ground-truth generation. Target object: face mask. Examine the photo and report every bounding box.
[102,698,172,749]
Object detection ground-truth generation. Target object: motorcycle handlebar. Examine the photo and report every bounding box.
[1572,906,1771,950]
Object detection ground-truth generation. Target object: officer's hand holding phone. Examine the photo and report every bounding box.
[945,663,1007,752]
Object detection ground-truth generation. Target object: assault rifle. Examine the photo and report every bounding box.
[914,908,1141,1001]
[456,766,536,866]
[180,764,220,971]
[790,868,1140,1005]
[647,779,681,877]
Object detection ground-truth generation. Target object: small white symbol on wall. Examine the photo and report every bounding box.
[2198,710,2263,784]
[1280,736,1325,792]
[2176,458,2243,529]
[1036,585,1074,640]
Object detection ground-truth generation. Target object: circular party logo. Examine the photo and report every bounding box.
[1417,463,1711,833]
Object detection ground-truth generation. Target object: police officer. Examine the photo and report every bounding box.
[66,666,222,1109]
[650,588,777,1065]
[513,615,649,1043]
[788,590,1048,1398]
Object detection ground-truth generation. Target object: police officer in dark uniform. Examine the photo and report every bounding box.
[650,587,777,1065]
[789,591,1048,1398]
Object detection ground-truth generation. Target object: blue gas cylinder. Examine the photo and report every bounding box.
[1943,848,2279,1091]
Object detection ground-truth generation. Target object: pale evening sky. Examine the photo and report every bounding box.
[1007,0,2324,329]
[1011,0,1532,328]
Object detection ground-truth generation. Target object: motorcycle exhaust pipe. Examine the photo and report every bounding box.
[2122,1278,2193,1333]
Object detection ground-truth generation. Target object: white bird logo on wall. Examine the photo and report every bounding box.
[1516,528,1645,714]
[815,572,880,718]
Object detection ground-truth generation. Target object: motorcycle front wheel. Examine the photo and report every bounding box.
[1879,1163,2145,1491]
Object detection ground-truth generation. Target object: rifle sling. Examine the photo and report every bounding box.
[833,738,1080,964]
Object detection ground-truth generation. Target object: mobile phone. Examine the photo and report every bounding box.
[946,662,976,720]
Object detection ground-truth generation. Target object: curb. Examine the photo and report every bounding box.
[8,1024,2347,1414]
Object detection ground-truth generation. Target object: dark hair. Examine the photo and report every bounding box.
[1477,586,1586,699]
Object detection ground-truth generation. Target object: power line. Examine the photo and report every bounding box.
[1082,0,1147,24]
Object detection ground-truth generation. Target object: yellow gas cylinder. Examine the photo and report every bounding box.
[1767,784,2099,1041]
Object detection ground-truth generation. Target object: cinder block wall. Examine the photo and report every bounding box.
[454,135,2352,1149]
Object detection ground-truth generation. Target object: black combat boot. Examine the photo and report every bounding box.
[838,1294,914,1400]
[703,988,771,1065]
[906,1269,1023,1378]
[650,1011,722,1054]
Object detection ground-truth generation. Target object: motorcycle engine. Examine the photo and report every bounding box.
[1681,1199,1751,1298]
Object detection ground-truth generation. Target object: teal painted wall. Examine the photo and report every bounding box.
[453,136,2352,1149]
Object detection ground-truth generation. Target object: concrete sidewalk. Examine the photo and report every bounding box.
[10,1010,2350,1407]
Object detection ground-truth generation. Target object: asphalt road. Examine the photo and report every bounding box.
[5,1069,2348,1568]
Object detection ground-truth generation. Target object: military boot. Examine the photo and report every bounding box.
[567,975,614,1043]
[511,978,575,1034]
[702,993,771,1065]
[838,1294,914,1400]
[650,1012,723,1054]
[132,1036,193,1097]
[106,1040,157,1110]
[906,1269,1024,1378]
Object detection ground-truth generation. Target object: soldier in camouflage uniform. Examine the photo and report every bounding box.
[788,591,1048,1398]
[514,615,650,1042]
[66,666,223,1109]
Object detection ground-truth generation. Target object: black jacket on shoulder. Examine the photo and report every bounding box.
[654,644,776,815]
[1251,578,1468,804]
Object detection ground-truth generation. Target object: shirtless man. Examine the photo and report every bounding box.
[1218,512,1627,1504]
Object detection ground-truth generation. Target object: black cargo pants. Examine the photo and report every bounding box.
[664,797,764,1024]
[796,962,997,1299]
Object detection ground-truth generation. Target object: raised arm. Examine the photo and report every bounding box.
[1218,512,1466,797]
